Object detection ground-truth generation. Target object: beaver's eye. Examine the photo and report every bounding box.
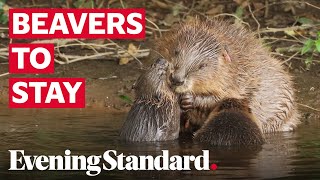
[174,49,179,56]
[199,63,207,69]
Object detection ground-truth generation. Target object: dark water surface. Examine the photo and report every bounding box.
[0,107,319,180]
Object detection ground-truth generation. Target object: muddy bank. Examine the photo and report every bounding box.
[292,62,320,122]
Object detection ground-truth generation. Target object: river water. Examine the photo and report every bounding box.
[0,106,319,180]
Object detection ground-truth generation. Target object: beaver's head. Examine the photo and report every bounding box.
[133,58,175,103]
[156,21,232,94]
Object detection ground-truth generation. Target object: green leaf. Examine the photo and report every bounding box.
[119,95,133,104]
[315,39,320,53]
[235,7,244,19]
[297,17,314,25]
[305,57,313,63]
[0,13,8,24]
[82,0,94,8]
[73,0,84,8]
[0,0,5,8]
[301,39,314,55]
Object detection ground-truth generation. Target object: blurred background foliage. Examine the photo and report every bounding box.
[0,0,319,69]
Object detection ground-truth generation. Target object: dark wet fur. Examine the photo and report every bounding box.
[120,100,180,141]
[120,59,180,142]
[194,98,264,146]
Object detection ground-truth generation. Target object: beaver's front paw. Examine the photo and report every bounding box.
[180,93,194,111]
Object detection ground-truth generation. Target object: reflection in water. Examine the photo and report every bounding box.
[0,107,319,179]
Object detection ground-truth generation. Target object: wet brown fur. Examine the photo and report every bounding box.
[154,18,300,133]
[194,98,264,146]
[120,59,180,141]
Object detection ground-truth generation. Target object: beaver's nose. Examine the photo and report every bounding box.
[170,73,185,86]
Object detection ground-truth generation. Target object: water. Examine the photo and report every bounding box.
[0,107,319,180]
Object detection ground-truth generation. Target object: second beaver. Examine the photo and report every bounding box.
[154,18,300,133]
[120,58,180,142]
[194,98,264,146]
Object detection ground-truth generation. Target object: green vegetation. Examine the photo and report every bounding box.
[0,0,8,24]
[235,6,244,20]
[301,32,320,69]
[72,0,107,8]
[73,0,95,8]
[119,95,133,104]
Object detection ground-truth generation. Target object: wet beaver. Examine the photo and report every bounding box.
[194,98,264,146]
[120,58,180,141]
[154,19,300,133]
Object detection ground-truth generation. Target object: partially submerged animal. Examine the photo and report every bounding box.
[120,58,180,141]
[154,18,300,133]
[194,98,264,146]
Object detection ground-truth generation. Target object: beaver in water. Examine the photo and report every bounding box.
[194,98,264,146]
[154,18,300,133]
[120,58,180,141]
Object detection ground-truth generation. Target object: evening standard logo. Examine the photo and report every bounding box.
[8,149,216,176]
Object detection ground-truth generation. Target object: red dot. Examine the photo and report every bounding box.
[210,163,218,170]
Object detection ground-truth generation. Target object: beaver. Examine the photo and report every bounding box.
[193,98,264,146]
[120,58,180,141]
[154,18,300,133]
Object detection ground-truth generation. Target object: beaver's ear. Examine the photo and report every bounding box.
[222,46,232,63]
